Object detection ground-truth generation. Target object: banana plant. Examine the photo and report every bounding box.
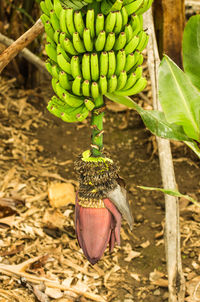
[40,0,152,264]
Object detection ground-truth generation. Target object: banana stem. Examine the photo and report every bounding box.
[91,95,104,157]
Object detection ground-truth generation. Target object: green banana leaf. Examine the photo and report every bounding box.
[138,186,200,208]
[183,15,200,91]
[158,55,200,141]
[105,93,192,141]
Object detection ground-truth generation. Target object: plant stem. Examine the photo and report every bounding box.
[91,95,104,157]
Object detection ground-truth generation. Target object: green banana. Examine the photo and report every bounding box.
[44,21,54,41]
[60,9,71,38]
[45,42,57,62]
[114,76,147,96]
[110,0,123,11]
[40,1,50,16]
[99,75,108,94]
[55,81,84,107]
[66,8,76,36]
[124,24,133,43]
[91,53,99,81]
[54,29,60,44]
[108,74,117,92]
[124,52,136,72]
[113,32,126,50]
[57,53,71,74]
[73,32,86,53]
[45,0,53,11]
[82,53,91,80]
[84,98,95,110]
[101,0,113,15]
[46,35,56,48]
[104,32,115,51]
[59,71,72,90]
[116,70,127,90]
[125,0,144,15]
[50,9,60,31]
[82,80,91,96]
[105,11,116,33]
[86,9,95,39]
[108,50,116,77]
[47,96,63,119]
[72,75,82,96]
[136,0,153,15]
[40,14,50,25]
[53,0,62,18]
[76,106,89,122]
[51,64,60,79]
[63,38,78,55]
[59,31,67,49]
[91,82,99,98]
[100,51,108,76]
[52,78,58,95]
[45,60,53,76]
[83,28,93,52]
[115,49,126,75]
[57,43,70,62]
[74,11,85,38]
[113,11,122,35]
[131,14,143,36]
[134,65,143,78]
[121,6,128,27]
[96,14,105,36]
[95,30,106,51]
[123,72,137,90]
[136,31,148,51]
[124,35,139,54]
[71,55,82,78]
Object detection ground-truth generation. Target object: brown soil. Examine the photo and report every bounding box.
[0,72,200,302]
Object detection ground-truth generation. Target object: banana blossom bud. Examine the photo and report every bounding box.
[75,185,133,264]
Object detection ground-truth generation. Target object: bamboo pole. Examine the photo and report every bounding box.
[143,8,185,302]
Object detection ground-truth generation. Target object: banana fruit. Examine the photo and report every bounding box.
[42,0,152,123]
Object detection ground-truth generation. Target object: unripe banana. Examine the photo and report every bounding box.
[114,11,123,35]
[60,9,71,38]
[137,32,149,51]
[74,11,85,38]
[59,31,67,49]
[52,78,58,95]
[46,35,56,48]
[91,53,99,81]
[124,35,139,54]
[108,50,116,78]
[84,98,95,110]
[54,29,60,44]
[72,75,82,96]
[70,0,83,9]
[59,71,72,90]
[57,43,70,62]
[52,64,60,79]
[123,72,137,90]
[104,32,115,51]
[55,80,66,100]
[131,14,142,36]
[100,51,108,76]
[71,55,82,78]
[76,106,89,122]
[115,49,126,75]
[110,0,123,12]
[124,52,136,72]
[53,0,62,18]
[40,14,50,25]
[125,0,144,15]
[63,38,78,55]
[45,60,53,76]
[45,42,57,62]
[73,32,86,53]
[134,65,143,78]
[95,30,106,51]
[82,53,91,81]
[50,9,60,31]
[57,53,71,74]
[116,70,127,90]
[40,1,50,16]
[86,9,95,39]
[66,8,76,36]
[91,82,99,98]
[105,12,116,33]
[124,24,133,43]
[113,32,126,50]
[45,0,53,11]
[83,28,93,52]
[136,53,144,66]
[96,14,105,36]
[136,0,153,15]
[121,6,128,27]
[44,21,55,41]
[99,75,108,94]
[101,0,113,15]
[114,76,147,96]
[61,87,84,107]
[108,74,118,92]
[47,96,62,119]
[82,80,91,96]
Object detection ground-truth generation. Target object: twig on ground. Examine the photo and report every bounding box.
[144,8,185,302]
[0,19,48,76]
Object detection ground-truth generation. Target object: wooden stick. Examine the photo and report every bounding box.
[143,8,185,302]
[0,19,47,75]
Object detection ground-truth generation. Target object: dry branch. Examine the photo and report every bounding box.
[144,8,185,302]
[0,19,47,75]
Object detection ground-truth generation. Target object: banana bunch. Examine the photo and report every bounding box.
[41,0,151,122]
